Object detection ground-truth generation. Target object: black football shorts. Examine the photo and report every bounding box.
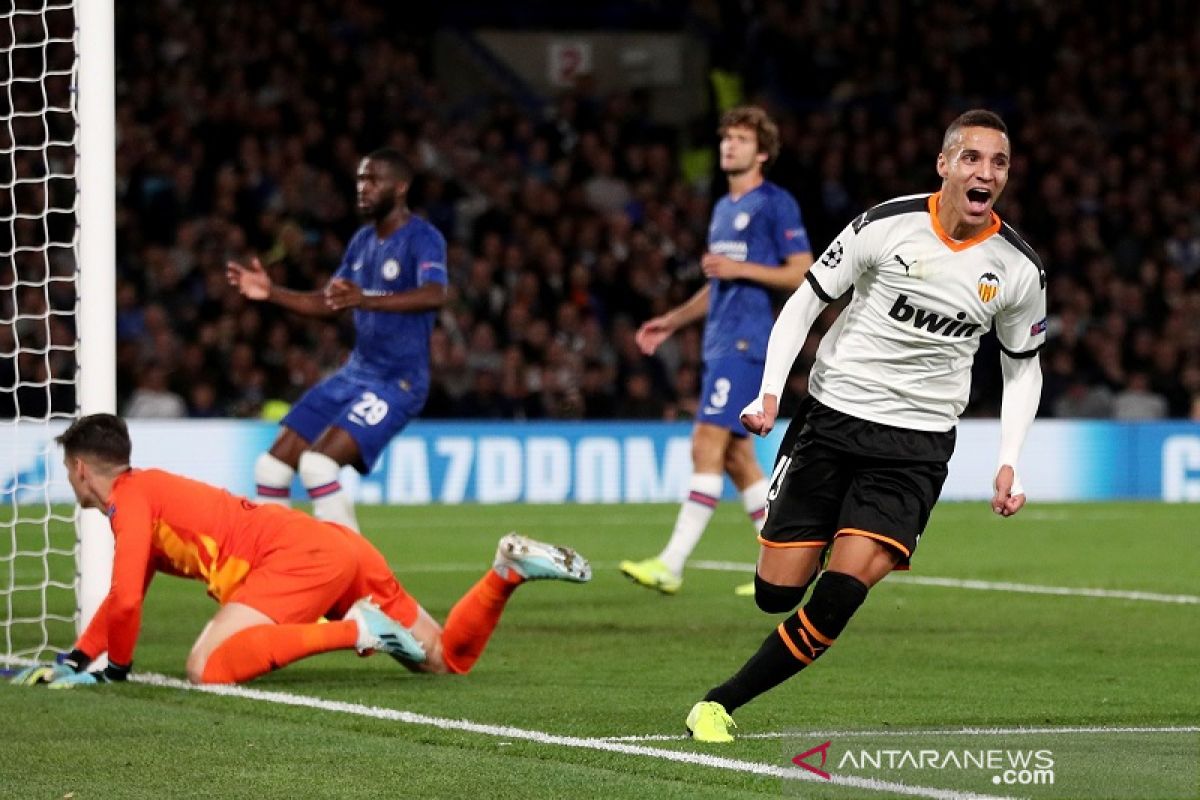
[761,400,954,569]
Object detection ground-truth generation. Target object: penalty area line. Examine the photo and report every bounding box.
[602,725,1200,743]
[129,672,1014,800]
[690,561,1200,605]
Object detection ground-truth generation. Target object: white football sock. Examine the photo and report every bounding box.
[298,451,359,532]
[741,478,769,533]
[659,473,723,576]
[254,452,294,506]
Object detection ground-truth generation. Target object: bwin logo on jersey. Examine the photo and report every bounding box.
[888,294,981,338]
[977,272,1000,303]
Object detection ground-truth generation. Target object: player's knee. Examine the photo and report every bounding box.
[754,573,811,614]
[297,451,341,488]
[722,448,746,481]
[185,652,207,685]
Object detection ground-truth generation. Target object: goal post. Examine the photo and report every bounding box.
[0,0,114,666]
[75,0,115,647]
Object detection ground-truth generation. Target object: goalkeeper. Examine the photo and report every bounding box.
[13,414,590,687]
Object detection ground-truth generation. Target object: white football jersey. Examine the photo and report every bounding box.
[805,192,1047,431]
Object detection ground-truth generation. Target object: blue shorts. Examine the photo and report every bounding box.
[697,356,764,435]
[281,370,426,473]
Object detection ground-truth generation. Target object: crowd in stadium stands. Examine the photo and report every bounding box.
[4,0,1197,422]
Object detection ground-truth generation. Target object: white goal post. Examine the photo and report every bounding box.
[1,0,114,666]
[75,0,115,656]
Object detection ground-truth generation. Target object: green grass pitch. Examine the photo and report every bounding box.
[2,502,1197,799]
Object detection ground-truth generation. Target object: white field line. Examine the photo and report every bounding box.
[689,560,1200,605]
[602,725,1200,743]
[371,506,1148,527]
[121,672,1013,800]
[375,514,680,528]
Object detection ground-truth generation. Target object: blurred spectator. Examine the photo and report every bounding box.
[1053,380,1115,420]
[614,368,667,419]
[187,382,224,418]
[124,363,187,418]
[1113,373,1169,420]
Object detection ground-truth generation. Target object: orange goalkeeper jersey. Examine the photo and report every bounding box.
[76,468,312,666]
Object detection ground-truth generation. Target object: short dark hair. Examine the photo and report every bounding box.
[366,147,413,183]
[56,413,132,467]
[718,106,781,169]
[942,109,1008,152]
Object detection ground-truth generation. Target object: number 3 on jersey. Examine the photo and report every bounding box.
[348,391,389,426]
[708,377,731,409]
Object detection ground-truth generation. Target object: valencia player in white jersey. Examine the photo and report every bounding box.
[685,110,1046,742]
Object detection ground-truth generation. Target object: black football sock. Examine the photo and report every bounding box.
[704,571,869,713]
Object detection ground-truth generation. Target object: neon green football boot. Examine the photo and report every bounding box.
[618,557,682,595]
[686,701,737,743]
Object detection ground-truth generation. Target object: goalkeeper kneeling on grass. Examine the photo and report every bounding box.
[13,414,591,688]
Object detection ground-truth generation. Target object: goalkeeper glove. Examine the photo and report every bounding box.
[47,660,130,689]
[11,663,74,686]
[10,649,91,686]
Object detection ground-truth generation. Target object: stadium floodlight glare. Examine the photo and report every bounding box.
[2,0,114,667]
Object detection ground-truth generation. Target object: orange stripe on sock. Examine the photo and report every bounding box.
[798,609,835,647]
[776,622,813,665]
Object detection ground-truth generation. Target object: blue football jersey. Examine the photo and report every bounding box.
[704,181,810,361]
[333,215,447,390]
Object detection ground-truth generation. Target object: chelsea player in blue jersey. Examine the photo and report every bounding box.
[227,149,447,531]
[620,107,813,595]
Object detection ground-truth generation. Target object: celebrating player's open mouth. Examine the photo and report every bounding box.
[965,186,992,217]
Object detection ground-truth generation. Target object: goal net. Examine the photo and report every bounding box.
[2,0,113,668]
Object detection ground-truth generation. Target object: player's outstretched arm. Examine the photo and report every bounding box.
[992,353,1042,517]
[636,285,710,355]
[704,252,814,291]
[227,257,338,318]
[758,280,827,400]
[739,282,827,438]
[325,280,447,313]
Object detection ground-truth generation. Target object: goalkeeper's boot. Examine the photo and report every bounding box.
[618,557,682,595]
[493,533,592,583]
[345,596,426,663]
[686,700,737,743]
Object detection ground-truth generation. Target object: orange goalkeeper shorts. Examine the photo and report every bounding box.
[228,518,417,626]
